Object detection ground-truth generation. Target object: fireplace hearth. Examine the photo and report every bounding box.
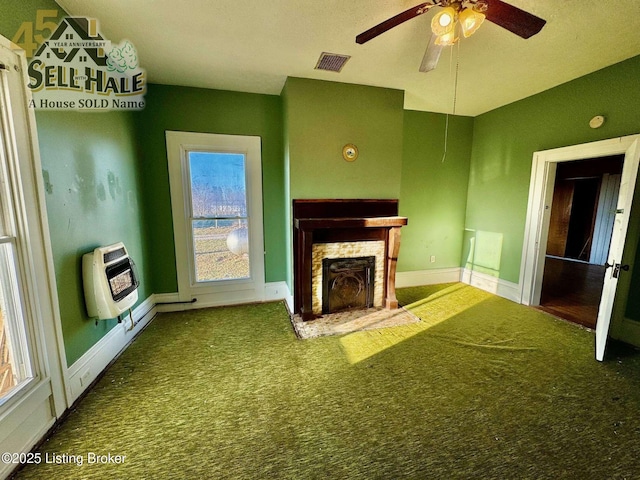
[293,199,407,321]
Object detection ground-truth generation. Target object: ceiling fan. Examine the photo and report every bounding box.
[356,0,546,72]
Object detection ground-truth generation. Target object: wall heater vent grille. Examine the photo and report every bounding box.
[83,242,139,320]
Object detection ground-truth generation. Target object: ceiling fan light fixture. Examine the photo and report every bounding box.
[434,30,458,46]
[459,8,485,38]
[431,7,457,36]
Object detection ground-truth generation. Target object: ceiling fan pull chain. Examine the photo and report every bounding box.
[442,38,461,163]
[453,38,460,116]
[442,114,449,163]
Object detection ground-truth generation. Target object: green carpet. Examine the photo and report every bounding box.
[12,283,640,479]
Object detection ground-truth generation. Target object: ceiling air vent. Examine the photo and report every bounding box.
[315,52,351,73]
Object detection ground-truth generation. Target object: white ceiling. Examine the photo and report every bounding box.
[55,0,640,116]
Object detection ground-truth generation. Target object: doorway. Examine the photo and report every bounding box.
[520,135,640,360]
[538,156,623,328]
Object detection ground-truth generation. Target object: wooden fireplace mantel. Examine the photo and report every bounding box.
[295,216,407,230]
[292,200,407,321]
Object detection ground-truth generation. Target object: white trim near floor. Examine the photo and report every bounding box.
[153,281,293,313]
[264,281,293,311]
[461,268,520,303]
[396,268,461,288]
[66,296,156,405]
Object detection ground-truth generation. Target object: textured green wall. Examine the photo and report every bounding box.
[1,0,61,44]
[282,80,472,276]
[133,84,285,293]
[399,111,473,272]
[282,88,293,289]
[621,178,640,323]
[36,111,149,365]
[466,55,640,284]
[283,78,404,200]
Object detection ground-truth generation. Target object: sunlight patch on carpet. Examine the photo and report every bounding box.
[339,284,492,364]
[291,306,420,339]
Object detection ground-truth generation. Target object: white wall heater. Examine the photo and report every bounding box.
[83,242,139,320]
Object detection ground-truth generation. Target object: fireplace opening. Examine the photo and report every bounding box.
[322,256,375,314]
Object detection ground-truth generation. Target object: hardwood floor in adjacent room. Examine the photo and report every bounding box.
[538,256,606,329]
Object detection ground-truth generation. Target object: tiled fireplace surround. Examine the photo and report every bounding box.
[293,199,407,321]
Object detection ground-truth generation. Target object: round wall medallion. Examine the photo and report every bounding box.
[342,144,359,162]
[589,115,605,129]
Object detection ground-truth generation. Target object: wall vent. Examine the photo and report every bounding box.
[314,52,351,73]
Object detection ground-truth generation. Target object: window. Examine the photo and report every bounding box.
[0,36,66,472]
[0,67,34,401]
[188,151,250,282]
[166,132,265,306]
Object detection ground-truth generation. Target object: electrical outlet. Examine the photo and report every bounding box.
[430,255,436,263]
[80,370,92,387]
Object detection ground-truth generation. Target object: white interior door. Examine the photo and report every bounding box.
[595,139,640,360]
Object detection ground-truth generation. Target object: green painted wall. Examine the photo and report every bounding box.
[132,84,286,293]
[283,78,405,200]
[466,55,640,284]
[620,178,640,323]
[37,111,150,365]
[282,78,407,291]
[282,87,293,289]
[399,111,473,272]
[282,80,472,277]
[1,0,62,50]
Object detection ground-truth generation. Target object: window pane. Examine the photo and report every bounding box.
[192,219,250,282]
[0,242,32,400]
[0,310,16,397]
[189,152,247,218]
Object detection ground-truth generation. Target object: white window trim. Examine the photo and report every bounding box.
[166,131,265,307]
[0,36,68,473]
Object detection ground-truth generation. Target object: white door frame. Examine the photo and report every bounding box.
[520,135,640,305]
[519,135,640,360]
[166,131,265,308]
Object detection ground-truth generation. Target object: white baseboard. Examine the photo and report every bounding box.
[396,268,461,288]
[154,282,293,313]
[264,281,293,311]
[461,268,520,303]
[66,295,156,404]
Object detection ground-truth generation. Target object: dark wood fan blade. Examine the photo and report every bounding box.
[356,2,437,44]
[483,0,546,39]
[419,34,443,73]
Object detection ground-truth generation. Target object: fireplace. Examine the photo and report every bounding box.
[293,199,407,320]
[322,256,375,314]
